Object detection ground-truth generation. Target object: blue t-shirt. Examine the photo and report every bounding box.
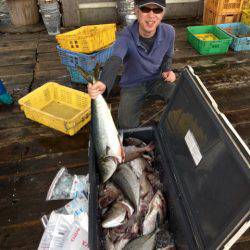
[112,21,175,87]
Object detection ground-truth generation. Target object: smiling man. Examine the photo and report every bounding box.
[88,0,176,129]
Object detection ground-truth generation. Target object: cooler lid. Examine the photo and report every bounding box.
[158,66,250,249]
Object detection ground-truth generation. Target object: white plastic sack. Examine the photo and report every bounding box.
[56,196,89,217]
[38,212,74,250]
[62,216,89,250]
[46,167,89,200]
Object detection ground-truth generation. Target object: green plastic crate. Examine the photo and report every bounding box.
[187,25,233,55]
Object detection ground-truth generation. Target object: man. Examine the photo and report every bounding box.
[88,0,176,129]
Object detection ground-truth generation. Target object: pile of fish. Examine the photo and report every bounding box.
[91,94,175,250]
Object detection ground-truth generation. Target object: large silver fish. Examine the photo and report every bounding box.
[123,231,157,250]
[92,94,124,182]
[123,142,155,163]
[102,202,127,228]
[78,65,124,183]
[99,182,121,209]
[112,163,140,210]
[142,190,166,235]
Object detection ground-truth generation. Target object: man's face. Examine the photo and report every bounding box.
[135,4,165,37]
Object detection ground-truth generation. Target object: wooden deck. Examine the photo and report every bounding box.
[0,19,249,249]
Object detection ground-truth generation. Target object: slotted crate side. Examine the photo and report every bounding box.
[242,0,250,9]
[241,10,250,24]
[205,0,244,14]
[203,7,241,24]
[187,25,233,55]
[19,82,55,111]
[18,82,91,136]
[56,23,116,53]
[217,22,250,51]
[57,44,114,70]
[67,67,88,84]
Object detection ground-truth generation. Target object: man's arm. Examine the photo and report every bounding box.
[88,30,128,99]
[161,27,176,83]
[100,55,123,95]
[161,54,176,82]
[87,56,122,99]
[161,55,173,72]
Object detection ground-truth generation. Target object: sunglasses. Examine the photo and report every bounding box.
[139,6,164,14]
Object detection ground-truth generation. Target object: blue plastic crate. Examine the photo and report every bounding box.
[57,44,114,71]
[217,22,250,51]
[67,66,88,84]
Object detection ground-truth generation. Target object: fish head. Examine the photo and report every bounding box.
[99,156,118,183]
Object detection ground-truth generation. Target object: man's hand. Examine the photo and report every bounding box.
[87,81,106,99]
[162,70,176,83]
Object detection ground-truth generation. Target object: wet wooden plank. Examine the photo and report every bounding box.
[0,61,34,99]
[37,52,60,62]
[0,168,87,226]
[197,66,250,96]
[37,41,57,53]
[0,111,33,130]
[0,179,13,205]
[0,220,43,249]
[233,122,250,141]
[0,40,38,52]
[39,32,57,42]
[0,197,67,229]
[235,229,250,243]
[0,150,89,212]
[0,104,20,114]
[0,119,89,147]
[0,32,41,42]
[232,238,250,250]
[5,85,30,100]
[174,53,250,72]
[210,86,250,106]
[0,125,70,147]
[32,76,71,87]
[0,64,35,77]
[13,166,88,201]
[1,74,33,85]
[225,108,250,124]
[35,60,66,71]
[34,68,70,86]
[169,18,200,28]
[0,149,89,180]
[0,126,90,164]
[0,51,36,66]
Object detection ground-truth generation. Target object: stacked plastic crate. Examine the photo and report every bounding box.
[186,25,233,55]
[212,0,250,52]
[216,22,250,51]
[203,0,245,24]
[242,0,250,8]
[186,1,250,55]
[56,24,116,84]
[241,0,250,25]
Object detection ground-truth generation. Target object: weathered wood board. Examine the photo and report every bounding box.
[0,19,249,249]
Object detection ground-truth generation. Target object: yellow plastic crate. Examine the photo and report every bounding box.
[56,23,116,53]
[243,0,250,10]
[205,0,244,15]
[241,9,250,24]
[203,7,241,24]
[18,82,91,136]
